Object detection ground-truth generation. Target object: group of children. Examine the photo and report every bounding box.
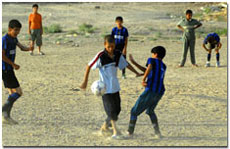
[177,9,222,67]
[2,4,223,140]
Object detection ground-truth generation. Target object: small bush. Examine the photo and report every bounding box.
[204,7,212,14]
[215,28,227,36]
[78,23,96,34]
[43,24,62,33]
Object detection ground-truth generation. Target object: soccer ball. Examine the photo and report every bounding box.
[91,80,106,96]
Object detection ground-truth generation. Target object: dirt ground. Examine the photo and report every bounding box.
[2,2,227,146]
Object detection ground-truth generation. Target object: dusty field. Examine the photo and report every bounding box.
[2,2,227,146]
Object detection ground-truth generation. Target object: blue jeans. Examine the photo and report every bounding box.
[131,90,163,119]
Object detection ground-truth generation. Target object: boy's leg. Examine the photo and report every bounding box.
[215,49,220,67]
[180,38,189,67]
[146,94,162,137]
[128,90,152,135]
[30,29,36,55]
[206,49,212,67]
[189,39,196,66]
[122,55,126,78]
[36,29,44,55]
[2,87,22,124]
[102,93,120,135]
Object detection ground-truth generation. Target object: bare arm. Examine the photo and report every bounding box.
[80,65,91,89]
[123,37,128,55]
[41,21,43,35]
[129,54,146,73]
[216,42,222,50]
[2,50,20,70]
[202,43,210,52]
[28,17,31,34]
[142,64,152,87]
[17,42,33,51]
[194,23,202,29]
[126,63,142,77]
[177,25,184,32]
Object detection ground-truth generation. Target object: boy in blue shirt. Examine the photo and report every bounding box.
[2,20,33,124]
[202,33,222,67]
[80,35,141,138]
[111,16,129,79]
[127,46,167,138]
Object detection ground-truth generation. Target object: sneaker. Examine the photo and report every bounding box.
[216,61,220,67]
[30,51,34,56]
[153,133,163,139]
[205,62,211,67]
[111,134,121,139]
[39,52,45,55]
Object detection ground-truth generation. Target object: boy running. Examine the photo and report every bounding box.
[111,16,129,79]
[177,9,202,67]
[28,4,45,55]
[202,33,222,67]
[127,46,167,139]
[80,35,141,138]
[2,19,33,124]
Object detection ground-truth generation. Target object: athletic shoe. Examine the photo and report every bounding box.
[153,133,162,139]
[39,52,45,55]
[216,61,220,67]
[111,134,121,139]
[205,62,211,67]
[30,51,34,56]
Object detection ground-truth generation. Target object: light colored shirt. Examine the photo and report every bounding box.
[177,18,201,40]
[88,50,128,94]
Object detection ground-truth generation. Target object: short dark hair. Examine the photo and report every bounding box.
[115,16,123,22]
[104,35,115,44]
[151,46,166,59]
[207,36,215,44]
[32,4,39,8]
[8,19,22,29]
[186,9,193,15]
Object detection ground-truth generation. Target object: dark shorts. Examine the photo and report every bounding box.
[102,92,121,121]
[2,70,20,88]
[207,43,217,50]
[115,44,125,53]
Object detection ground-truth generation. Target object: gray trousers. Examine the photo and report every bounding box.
[180,38,196,66]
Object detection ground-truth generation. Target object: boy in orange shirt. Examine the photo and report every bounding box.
[28,4,45,55]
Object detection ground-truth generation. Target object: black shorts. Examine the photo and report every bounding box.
[102,92,121,121]
[2,70,20,88]
[115,44,125,53]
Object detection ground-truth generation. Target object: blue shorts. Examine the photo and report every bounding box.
[131,90,163,117]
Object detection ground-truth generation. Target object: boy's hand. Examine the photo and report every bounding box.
[28,30,31,35]
[80,81,87,90]
[13,64,20,70]
[142,81,147,87]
